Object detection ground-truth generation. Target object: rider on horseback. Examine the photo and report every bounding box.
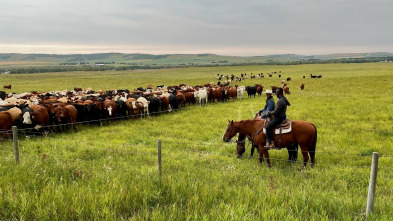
[265,87,291,149]
[255,89,275,120]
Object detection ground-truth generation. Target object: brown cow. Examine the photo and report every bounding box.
[0,112,13,140]
[160,95,171,112]
[300,84,305,90]
[271,86,278,94]
[74,87,82,92]
[102,99,117,119]
[256,84,264,96]
[226,87,237,100]
[211,88,222,103]
[183,92,195,105]
[3,85,11,89]
[22,105,50,132]
[283,86,290,95]
[126,98,139,117]
[176,92,186,107]
[54,105,78,132]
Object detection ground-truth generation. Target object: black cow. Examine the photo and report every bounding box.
[148,96,161,116]
[168,94,178,110]
[246,86,257,98]
[116,100,127,118]
[0,91,6,100]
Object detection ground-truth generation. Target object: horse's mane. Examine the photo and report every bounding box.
[238,119,260,126]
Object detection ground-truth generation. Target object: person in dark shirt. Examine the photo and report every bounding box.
[255,89,275,120]
[265,87,291,149]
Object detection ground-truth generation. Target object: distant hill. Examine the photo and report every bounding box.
[1,52,392,73]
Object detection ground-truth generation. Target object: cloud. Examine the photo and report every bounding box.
[0,0,392,55]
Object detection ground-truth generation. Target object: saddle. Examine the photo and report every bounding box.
[263,119,292,135]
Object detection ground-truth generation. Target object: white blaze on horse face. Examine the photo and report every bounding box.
[108,106,113,116]
[23,112,32,124]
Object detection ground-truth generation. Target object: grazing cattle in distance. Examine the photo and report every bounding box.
[74,87,82,92]
[278,75,281,78]
[0,112,13,140]
[245,86,257,98]
[3,85,11,90]
[269,74,272,77]
[310,74,318,78]
[317,75,322,78]
[303,76,306,79]
[271,86,278,94]
[255,84,263,96]
[300,84,305,91]
[54,105,78,132]
[286,77,291,81]
[283,86,290,95]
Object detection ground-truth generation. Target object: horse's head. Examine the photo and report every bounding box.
[222,120,237,142]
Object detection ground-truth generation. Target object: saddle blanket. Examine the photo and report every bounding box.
[263,122,292,134]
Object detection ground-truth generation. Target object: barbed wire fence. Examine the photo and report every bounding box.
[1,97,391,217]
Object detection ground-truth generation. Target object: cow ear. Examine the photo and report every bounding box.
[231,120,233,124]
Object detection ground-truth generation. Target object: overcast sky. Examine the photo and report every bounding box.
[1,0,392,56]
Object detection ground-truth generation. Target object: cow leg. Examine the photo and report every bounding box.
[259,145,271,168]
[287,143,298,162]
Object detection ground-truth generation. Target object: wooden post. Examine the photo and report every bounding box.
[12,126,19,164]
[366,152,379,217]
[157,139,162,178]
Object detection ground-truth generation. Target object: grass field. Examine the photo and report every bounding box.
[1,63,393,220]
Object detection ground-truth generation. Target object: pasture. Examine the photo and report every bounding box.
[0,63,393,220]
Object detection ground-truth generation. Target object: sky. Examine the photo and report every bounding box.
[1,0,392,56]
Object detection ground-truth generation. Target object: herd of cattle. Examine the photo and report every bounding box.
[0,72,312,139]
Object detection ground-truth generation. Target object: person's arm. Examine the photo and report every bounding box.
[269,99,284,117]
[261,101,274,118]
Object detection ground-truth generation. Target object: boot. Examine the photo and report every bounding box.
[264,141,275,149]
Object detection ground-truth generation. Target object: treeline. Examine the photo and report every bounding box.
[2,56,392,74]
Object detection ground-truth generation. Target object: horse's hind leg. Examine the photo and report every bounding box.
[309,150,315,168]
[300,146,309,169]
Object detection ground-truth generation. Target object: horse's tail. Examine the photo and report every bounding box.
[309,123,317,163]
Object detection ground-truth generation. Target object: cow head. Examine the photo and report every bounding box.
[23,112,32,124]
[53,106,63,122]
[107,106,113,116]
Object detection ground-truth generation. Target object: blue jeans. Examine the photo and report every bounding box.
[266,116,286,143]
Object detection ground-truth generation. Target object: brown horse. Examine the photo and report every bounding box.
[223,119,317,169]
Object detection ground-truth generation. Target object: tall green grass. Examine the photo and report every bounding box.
[0,63,392,220]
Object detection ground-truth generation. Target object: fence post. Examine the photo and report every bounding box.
[366,152,379,217]
[158,139,162,178]
[12,126,20,164]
